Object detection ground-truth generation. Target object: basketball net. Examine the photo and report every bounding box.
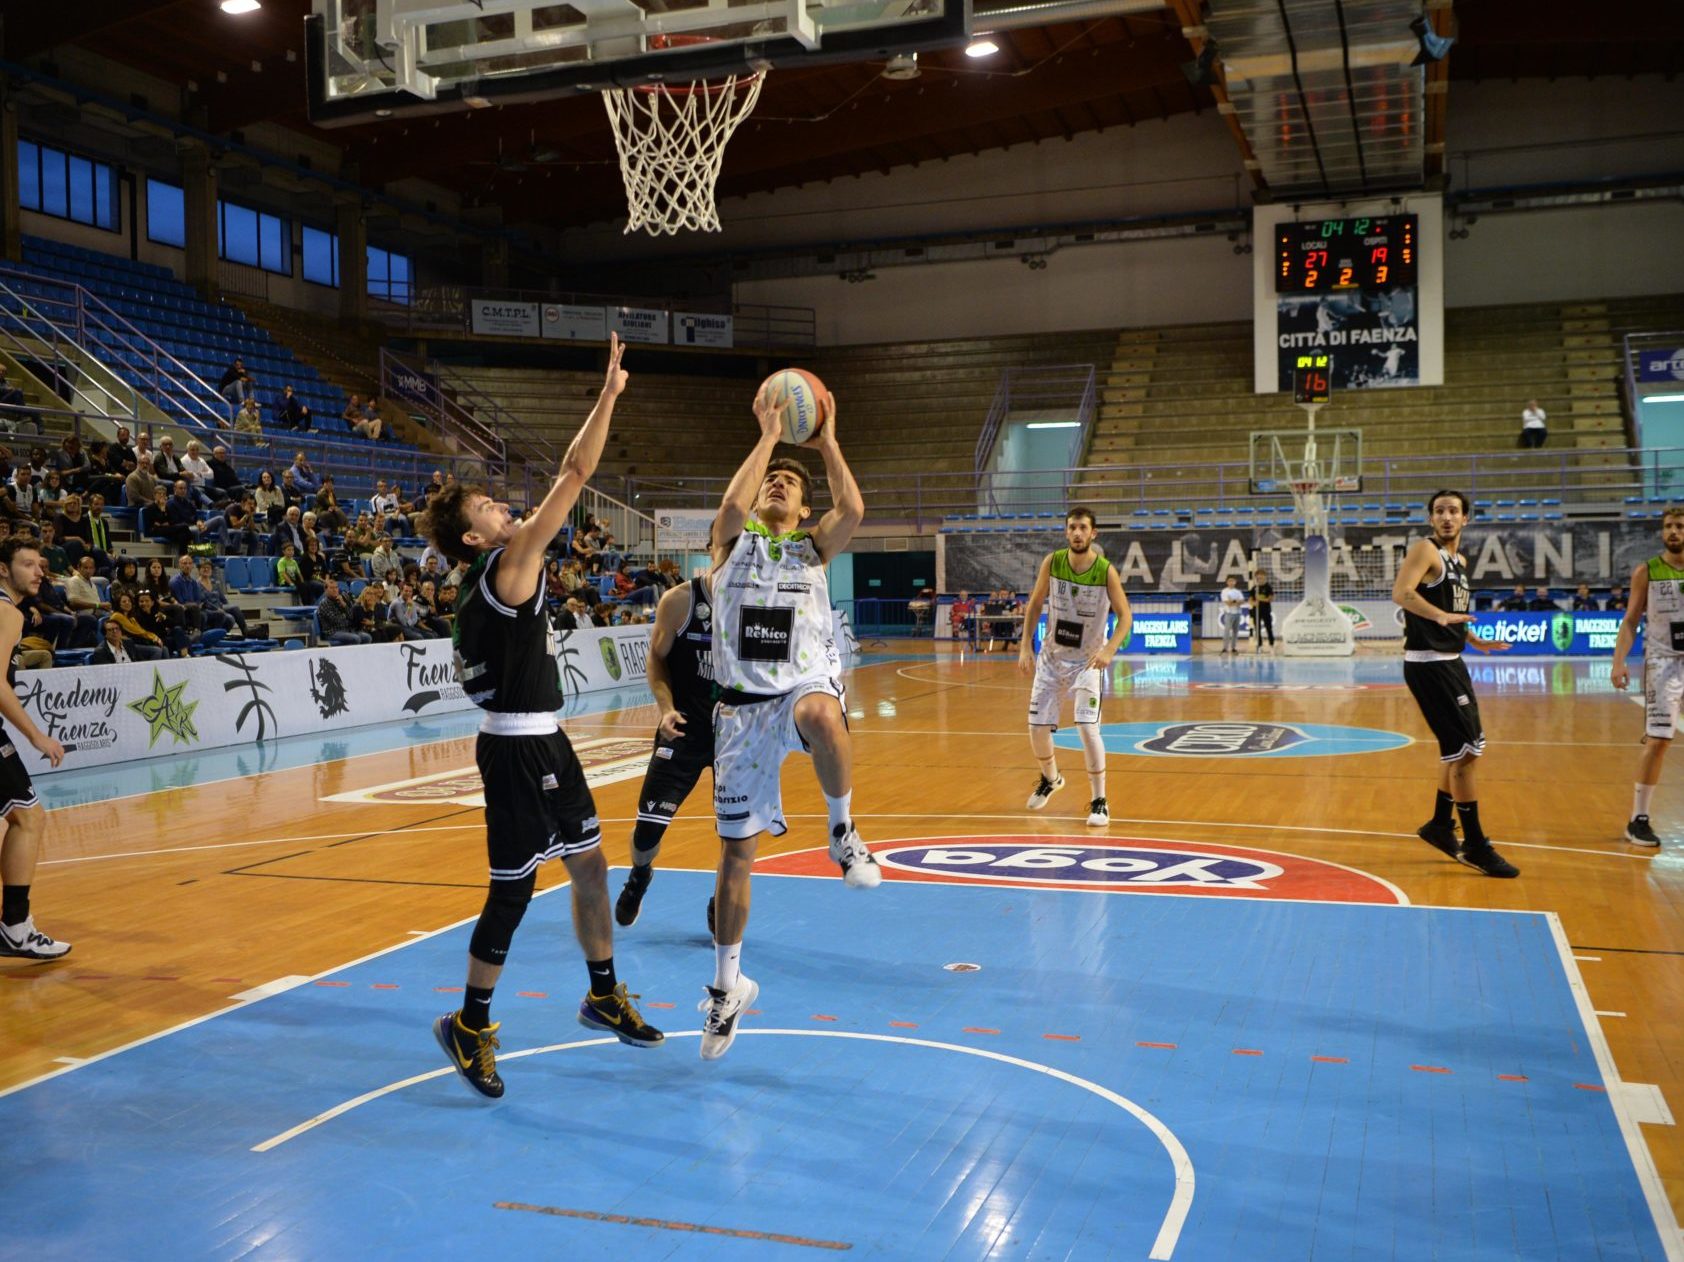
[603,68,766,236]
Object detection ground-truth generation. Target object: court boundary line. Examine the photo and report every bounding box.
[251,1028,1195,1262]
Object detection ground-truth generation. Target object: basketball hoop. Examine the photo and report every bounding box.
[602,35,767,236]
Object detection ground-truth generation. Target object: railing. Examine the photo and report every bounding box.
[628,444,1667,530]
[973,363,1097,480]
[426,358,560,469]
[0,266,228,434]
[380,347,509,471]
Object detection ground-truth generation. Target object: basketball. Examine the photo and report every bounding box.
[760,367,830,445]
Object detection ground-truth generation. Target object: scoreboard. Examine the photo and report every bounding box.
[1276,214,1416,293]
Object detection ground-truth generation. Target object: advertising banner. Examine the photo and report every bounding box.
[469,300,541,338]
[387,366,439,410]
[609,306,670,344]
[653,508,716,550]
[1638,348,1684,384]
[1275,288,1419,390]
[674,312,733,348]
[1027,611,1191,654]
[541,303,608,342]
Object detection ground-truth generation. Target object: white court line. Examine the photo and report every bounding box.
[251,1029,1196,1262]
[1542,912,1684,1261]
[1596,1010,1628,1018]
[1619,1083,1676,1128]
[1576,956,1603,962]
[231,975,310,1003]
[40,824,478,867]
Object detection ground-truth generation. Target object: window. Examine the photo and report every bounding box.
[301,226,339,287]
[16,140,118,231]
[217,199,290,276]
[367,245,412,305]
[147,179,186,248]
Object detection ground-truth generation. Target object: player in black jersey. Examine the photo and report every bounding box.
[1392,490,1520,878]
[417,335,663,1100]
[0,539,71,961]
[614,575,715,927]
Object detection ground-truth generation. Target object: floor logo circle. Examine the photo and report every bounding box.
[1056,721,1410,758]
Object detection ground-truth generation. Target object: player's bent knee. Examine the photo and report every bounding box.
[469,873,535,965]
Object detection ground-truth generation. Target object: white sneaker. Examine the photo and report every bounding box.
[698,975,759,1061]
[1086,797,1110,827]
[0,917,71,960]
[829,825,881,889]
[1026,773,1065,810]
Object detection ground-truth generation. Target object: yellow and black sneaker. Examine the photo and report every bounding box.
[433,1011,504,1099]
[577,982,666,1048]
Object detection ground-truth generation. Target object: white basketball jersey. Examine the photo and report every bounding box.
[1644,555,1684,658]
[712,521,841,694]
[1040,548,1112,662]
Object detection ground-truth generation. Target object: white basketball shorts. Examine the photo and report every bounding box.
[714,677,846,840]
[1644,654,1684,739]
[1028,653,1101,729]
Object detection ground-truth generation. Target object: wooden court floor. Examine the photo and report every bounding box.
[3,643,1681,1227]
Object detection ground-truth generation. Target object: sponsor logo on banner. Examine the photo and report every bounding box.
[599,637,622,682]
[469,300,541,338]
[310,658,350,719]
[675,312,733,347]
[1339,604,1372,631]
[17,675,121,753]
[128,668,201,748]
[617,635,649,677]
[654,508,714,550]
[1639,348,1684,383]
[401,641,465,713]
[609,306,670,344]
[540,303,608,342]
[753,835,1402,903]
[219,654,281,740]
[1141,722,1309,755]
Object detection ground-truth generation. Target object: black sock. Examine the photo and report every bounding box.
[587,957,617,997]
[1454,801,1486,846]
[461,985,494,1031]
[1,885,28,927]
[1432,791,1455,829]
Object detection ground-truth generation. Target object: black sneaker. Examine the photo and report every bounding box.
[1456,843,1520,878]
[577,982,665,1048]
[615,865,652,927]
[707,895,716,939]
[433,1011,504,1099]
[1416,820,1460,860]
[1625,815,1662,848]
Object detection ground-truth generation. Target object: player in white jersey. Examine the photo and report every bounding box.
[1017,507,1133,827]
[1611,505,1684,848]
[699,382,878,1060]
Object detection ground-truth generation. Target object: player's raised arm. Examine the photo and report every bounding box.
[501,335,627,597]
[809,393,863,560]
[1392,538,1469,627]
[712,385,782,569]
[1017,553,1054,676]
[1612,560,1650,690]
[645,580,694,740]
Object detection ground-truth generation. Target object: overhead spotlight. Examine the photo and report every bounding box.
[965,36,1000,59]
[220,0,262,12]
[883,53,920,81]
[1410,15,1454,66]
[1179,42,1219,87]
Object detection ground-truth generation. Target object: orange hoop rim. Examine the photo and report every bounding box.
[631,32,766,96]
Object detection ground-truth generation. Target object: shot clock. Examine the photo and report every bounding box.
[1293,354,1332,405]
[1276,215,1416,292]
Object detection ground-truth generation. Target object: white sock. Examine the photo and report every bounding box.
[713,941,742,992]
[1634,783,1656,819]
[1078,723,1107,798]
[824,791,852,836]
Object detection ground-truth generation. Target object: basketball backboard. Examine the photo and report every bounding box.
[1248,426,1363,496]
[307,0,968,125]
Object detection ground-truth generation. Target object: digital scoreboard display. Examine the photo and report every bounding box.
[1293,354,1332,404]
[1276,214,1417,293]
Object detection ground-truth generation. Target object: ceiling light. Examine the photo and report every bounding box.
[1026,421,1079,430]
[965,37,999,58]
[220,0,262,14]
[1410,16,1454,66]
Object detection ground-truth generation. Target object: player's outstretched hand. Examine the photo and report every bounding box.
[603,332,627,397]
[805,390,839,450]
[753,381,781,441]
[658,708,687,741]
[1437,611,1472,626]
[31,732,65,768]
[1086,649,1112,673]
[1612,664,1631,690]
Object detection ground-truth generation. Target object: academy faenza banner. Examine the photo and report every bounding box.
[14,625,654,777]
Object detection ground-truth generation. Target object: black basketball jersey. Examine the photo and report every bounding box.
[1403,544,1471,653]
[664,576,716,720]
[0,590,17,690]
[452,548,562,714]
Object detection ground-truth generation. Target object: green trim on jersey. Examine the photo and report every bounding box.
[745,519,811,545]
[1049,548,1109,586]
[1647,556,1684,583]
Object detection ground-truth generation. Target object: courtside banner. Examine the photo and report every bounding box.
[17,626,656,776]
[653,508,716,550]
[469,300,540,337]
[541,303,608,341]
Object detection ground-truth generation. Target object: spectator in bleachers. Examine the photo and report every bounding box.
[36,523,69,579]
[350,583,402,642]
[252,469,284,528]
[344,513,378,556]
[218,358,254,419]
[593,601,616,627]
[142,486,190,554]
[82,495,114,573]
[49,434,91,493]
[300,535,328,603]
[301,510,321,546]
[181,440,217,504]
[165,481,200,553]
[207,445,245,502]
[1610,586,1630,610]
[555,597,591,630]
[107,590,166,660]
[316,578,369,646]
[1527,586,1559,611]
[329,550,360,584]
[341,395,365,429]
[270,505,307,558]
[442,557,470,592]
[419,542,446,573]
[570,522,600,571]
[53,495,106,574]
[545,558,569,605]
[1519,398,1547,449]
[610,559,657,606]
[387,582,428,641]
[368,480,411,535]
[133,589,188,656]
[234,398,264,438]
[91,617,151,665]
[64,555,108,625]
[110,558,140,603]
[37,470,67,517]
[276,541,303,599]
[434,579,457,626]
[417,469,446,504]
[152,436,183,484]
[142,556,198,641]
[351,399,384,442]
[1500,585,1530,612]
[124,455,157,512]
[16,577,75,653]
[0,365,43,435]
[110,426,137,474]
[277,385,312,432]
[172,555,236,637]
[416,579,452,638]
[1572,583,1600,611]
[279,467,307,511]
[6,466,41,521]
[314,476,348,533]
[196,559,248,638]
[290,452,319,496]
[85,441,127,504]
[368,536,401,586]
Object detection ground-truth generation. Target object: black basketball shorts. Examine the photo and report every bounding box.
[0,736,39,817]
[634,721,715,830]
[1403,657,1486,762]
[475,729,601,882]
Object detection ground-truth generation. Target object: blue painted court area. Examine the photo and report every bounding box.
[0,874,1667,1261]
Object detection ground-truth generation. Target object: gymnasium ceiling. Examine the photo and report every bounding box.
[4,0,1683,233]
